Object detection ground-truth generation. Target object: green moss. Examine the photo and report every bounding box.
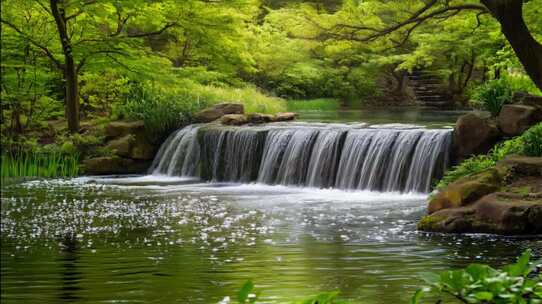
[417,215,446,231]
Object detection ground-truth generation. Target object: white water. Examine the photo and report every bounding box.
[149,123,452,193]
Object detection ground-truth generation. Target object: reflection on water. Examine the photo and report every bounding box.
[1,177,541,303]
[296,108,475,128]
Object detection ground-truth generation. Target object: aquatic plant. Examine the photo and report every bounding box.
[411,249,542,304]
[1,151,79,179]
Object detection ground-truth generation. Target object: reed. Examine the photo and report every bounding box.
[1,151,79,179]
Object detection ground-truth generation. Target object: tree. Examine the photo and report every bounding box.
[1,0,179,132]
[302,0,542,90]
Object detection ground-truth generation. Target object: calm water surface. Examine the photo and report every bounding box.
[1,177,541,303]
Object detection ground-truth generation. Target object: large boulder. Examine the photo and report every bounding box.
[497,104,542,136]
[221,114,248,126]
[105,121,145,139]
[82,156,151,175]
[105,135,134,157]
[195,103,244,123]
[453,113,500,161]
[419,192,542,235]
[428,167,504,214]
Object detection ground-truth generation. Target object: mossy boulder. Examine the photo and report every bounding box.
[105,135,134,157]
[419,192,542,235]
[105,121,145,139]
[428,167,505,214]
[195,103,244,123]
[81,156,151,175]
[221,114,249,126]
[247,113,274,124]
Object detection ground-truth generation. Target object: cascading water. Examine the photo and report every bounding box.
[149,123,452,193]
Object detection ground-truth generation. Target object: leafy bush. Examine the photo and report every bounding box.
[412,250,542,304]
[436,123,540,189]
[118,79,286,142]
[471,78,513,117]
[522,123,542,157]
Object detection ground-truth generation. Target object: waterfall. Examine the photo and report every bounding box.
[150,123,452,193]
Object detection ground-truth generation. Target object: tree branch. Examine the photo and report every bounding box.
[0,18,63,69]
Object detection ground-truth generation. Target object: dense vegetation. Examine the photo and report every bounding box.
[436,122,542,190]
[1,0,541,175]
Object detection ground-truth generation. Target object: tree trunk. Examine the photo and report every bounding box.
[481,0,542,90]
[50,0,79,133]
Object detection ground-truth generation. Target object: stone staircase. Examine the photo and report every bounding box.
[408,71,455,108]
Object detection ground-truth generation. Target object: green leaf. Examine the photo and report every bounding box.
[505,249,531,277]
[474,291,493,301]
[237,280,254,303]
[411,289,424,304]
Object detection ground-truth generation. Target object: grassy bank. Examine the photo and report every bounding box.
[286,98,341,112]
[1,151,79,179]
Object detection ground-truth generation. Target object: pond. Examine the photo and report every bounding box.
[1,177,541,303]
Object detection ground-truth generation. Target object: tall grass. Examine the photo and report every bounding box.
[1,151,79,179]
[287,98,340,112]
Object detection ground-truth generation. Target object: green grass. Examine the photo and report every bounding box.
[1,151,79,179]
[286,98,340,112]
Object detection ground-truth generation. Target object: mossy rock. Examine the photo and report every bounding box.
[105,121,145,139]
[105,135,135,158]
[81,156,151,175]
[428,168,505,213]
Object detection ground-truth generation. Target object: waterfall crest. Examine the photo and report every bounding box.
[150,123,452,193]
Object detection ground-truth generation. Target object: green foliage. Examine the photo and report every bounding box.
[287,98,340,112]
[1,151,79,179]
[471,79,513,117]
[436,123,540,189]
[412,250,542,304]
[522,123,542,157]
[296,291,349,304]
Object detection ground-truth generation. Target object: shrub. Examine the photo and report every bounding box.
[471,78,513,117]
[522,123,542,157]
[412,250,542,304]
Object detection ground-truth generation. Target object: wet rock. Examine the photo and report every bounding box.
[82,156,151,175]
[195,103,244,123]
[105,135,134,157]
[428,167,504,214]
[497,104,542,136]
[247,113,274,124]
[453,113,500,161]
[419,192,542,235]
[130,141,156,160]
[105,121,145,139]
[221,114,248,126]
[273,112,298,122]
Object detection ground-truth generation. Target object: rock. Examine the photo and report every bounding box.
[247,113,274,124]
[513,91,542,109]
[428,167,505,214]
[105,121,145,139]
[82,156,151,175]
[130,141,156,160]
[195,103,244,123]
[497,104,542,136]
[273,112,298,122]
[419,192,542,235]
[497,156,542,177]
[221,114,248,126]
[105,135,134,157]
[453,113,500,161]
